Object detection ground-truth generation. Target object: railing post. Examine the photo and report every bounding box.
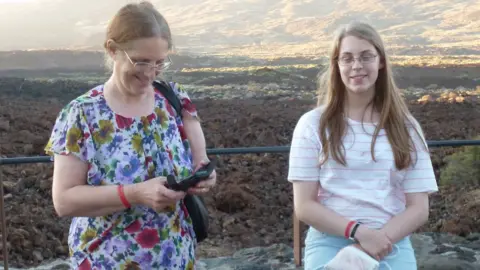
[0,170,8,270]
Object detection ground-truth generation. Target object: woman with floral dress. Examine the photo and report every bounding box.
[44,2,216,269]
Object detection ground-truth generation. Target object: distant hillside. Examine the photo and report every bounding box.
[1,0,479,58]
[0,50,281,71]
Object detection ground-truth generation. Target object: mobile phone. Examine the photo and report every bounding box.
[166,158,217,192]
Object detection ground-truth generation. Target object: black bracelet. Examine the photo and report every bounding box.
[349,222,361,240]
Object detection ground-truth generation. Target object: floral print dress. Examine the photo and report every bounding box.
[45,82,199,270]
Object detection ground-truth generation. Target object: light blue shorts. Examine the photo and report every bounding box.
[304,227,417,270]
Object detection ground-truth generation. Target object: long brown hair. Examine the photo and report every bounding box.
[317,21,426,170]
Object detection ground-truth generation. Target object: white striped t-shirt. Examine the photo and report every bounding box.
[287,107,438,229]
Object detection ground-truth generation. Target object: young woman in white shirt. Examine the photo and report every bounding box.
[287,21,438,270]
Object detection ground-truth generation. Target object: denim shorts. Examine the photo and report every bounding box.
[304,227,417,270]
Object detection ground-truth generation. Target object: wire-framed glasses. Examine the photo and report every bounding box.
[337,54,378,66]
[123,50,172,72]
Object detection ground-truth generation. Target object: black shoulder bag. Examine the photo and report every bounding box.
[152,80,210,243]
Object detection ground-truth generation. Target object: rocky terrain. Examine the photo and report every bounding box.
[3,233,480,270]
[0,71,479,269]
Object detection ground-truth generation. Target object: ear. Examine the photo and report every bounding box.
[105,39,119,60]
[378,57,385,69]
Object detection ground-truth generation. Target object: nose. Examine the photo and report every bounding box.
[352,59,363,70]
[142,66,157,79]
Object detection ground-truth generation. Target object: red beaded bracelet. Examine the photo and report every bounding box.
[117,185,131,208]
[344,220,355,239]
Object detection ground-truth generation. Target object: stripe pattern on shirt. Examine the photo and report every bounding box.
[287,107,438,228]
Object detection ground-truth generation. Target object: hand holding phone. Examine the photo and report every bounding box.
[166,158,217,192]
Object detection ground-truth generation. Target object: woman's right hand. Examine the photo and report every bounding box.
[355,226,393,261]
[130,176,186,212]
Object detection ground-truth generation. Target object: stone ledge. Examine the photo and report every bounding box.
[1,232,479,270]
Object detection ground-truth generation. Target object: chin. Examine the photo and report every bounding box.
[347,85,374,95]
[130,78,152,94]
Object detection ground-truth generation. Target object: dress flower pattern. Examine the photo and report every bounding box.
[45,82,199,270]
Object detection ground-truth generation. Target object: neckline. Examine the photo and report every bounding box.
[98,84,157,119]
[346,116,378,126]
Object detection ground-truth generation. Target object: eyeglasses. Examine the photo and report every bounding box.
[123,50,172,72]
[337,54,378,66]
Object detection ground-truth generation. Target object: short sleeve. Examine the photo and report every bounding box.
[287,114,322,182]
[402,119,438,194]
[44,102,95,163]
[169,82,198,118]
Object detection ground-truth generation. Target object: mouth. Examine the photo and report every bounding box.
[135,75,150,85]
[350,75,367,79]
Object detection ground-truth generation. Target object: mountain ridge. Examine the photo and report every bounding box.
[1,0,478,57]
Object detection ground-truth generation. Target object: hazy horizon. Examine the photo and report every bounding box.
[0,0,479,57]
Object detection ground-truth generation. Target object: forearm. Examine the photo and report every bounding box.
[183,115,208,165]
[54,184,138,217]
[296,200,353,238]
[381,206,428,243]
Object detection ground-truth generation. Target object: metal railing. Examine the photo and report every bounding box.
[1,139,480,269]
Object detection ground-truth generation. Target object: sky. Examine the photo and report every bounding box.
[0,0,38,2]
[0,0,478,52]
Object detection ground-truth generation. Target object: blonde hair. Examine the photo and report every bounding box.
[317,21,425,170]
[103,1,173,70]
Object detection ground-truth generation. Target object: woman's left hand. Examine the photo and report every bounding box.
[187,161,217,195]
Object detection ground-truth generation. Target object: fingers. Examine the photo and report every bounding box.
[385,242,393,257]
[152,176,168,183]
[193,159,210,172]
[379,251,387,260]
[149,167,216,200]
[188,177,215,195]
[208,170,216,179]
[152,202,168,212]
[380,238,392,259]
[152,202,176,213]
[158,184,185,200]
[188,173,216,194]
[187,186,210,195]
[360,246,379,261]
[166,190,186,200]
[358,240,391,262]
[151,177,186,200]
[195,177,216,188]
[377,243,392,261]
[366,249,380,261]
